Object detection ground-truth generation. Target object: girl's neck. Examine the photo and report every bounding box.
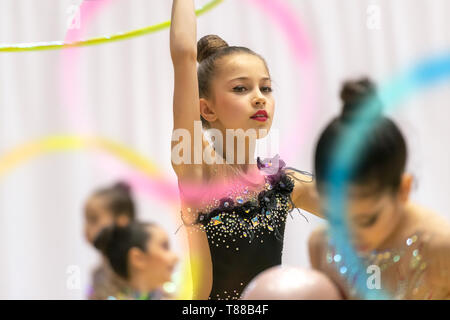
[128,273,160,296]
[376,202,419,252]
[211,132,257,166]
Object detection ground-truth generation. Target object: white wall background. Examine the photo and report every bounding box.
[0,0,449,299]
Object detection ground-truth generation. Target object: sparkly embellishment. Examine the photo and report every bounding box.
[419,262,427,271]
[334,254,342,263]
[211,216,223,225]
[326,252,333,264]
[236,196,244,204]
[406,238,413,246]
[267,225,274,232]
[265,210,272,219]
[251,216,260,227]
[245,209,251,214]
[393,255,401,263]
[243,232,248,238]
[243,188,249,194]
[224,202,230,208]
[187,208,192,213]
[411,235,418,243]
[384,252,391,259]
[340,266,347,274]
[410,257,419,269]
[413,249,419,257]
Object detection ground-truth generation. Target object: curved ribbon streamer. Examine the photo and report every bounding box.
[0,0,224,52]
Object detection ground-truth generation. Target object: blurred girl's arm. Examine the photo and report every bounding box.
[288,170,324,218]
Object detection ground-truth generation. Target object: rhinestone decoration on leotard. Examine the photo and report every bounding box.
[180,155,313,300]
[194,156,297,249]
[325,232,433,299]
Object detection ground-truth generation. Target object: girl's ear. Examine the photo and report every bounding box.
[128,247,146,271]
[397,173,413,203]
[115,214,130,227]
[200,98,218,123]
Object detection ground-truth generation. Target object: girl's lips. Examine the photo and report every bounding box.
[356,244,370,252]
[251,117,268,122]
[251,110,269,122]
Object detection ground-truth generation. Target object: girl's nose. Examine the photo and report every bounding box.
[253,97,266,107]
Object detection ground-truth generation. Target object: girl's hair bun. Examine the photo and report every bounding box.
[340,77,382,122]
[113,181,131,195]
[197,34,229,63]
[93,225,115,255]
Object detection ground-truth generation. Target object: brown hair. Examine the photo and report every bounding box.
[315,77,407,194]
[94,222,155,280]
[94,181,136,221]
[197,34,270,127]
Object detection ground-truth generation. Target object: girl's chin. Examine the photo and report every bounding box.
[354,243,373,254]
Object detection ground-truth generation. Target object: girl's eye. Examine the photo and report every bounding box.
[162,241,170,250]
[233,86,246,92]
[359,214,379,228]
[233,86,273,93]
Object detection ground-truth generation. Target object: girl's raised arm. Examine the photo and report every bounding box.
[170,0,202,180]
[170,0,213,300]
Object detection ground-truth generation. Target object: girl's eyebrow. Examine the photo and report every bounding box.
[228,76,271,83]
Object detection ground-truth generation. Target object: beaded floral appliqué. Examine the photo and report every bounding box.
[194,155,300,246]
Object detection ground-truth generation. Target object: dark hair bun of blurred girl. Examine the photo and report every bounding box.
[339,77,382,122]
[197,34,229,63]
[113,181,131,195]
[93,225,115,255]
[93,222,152,279]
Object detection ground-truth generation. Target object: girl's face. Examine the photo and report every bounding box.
[84,195,131,245]
[201,53,275,139]
[321,175,412,254]
[345,188,402,253]
[84,195,114,244]
[140,226,179,287]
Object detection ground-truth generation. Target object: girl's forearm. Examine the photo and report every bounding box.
[170,0,197,58]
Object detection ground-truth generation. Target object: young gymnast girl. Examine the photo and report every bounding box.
[94,222,179,300]
[309,78,450,299]
[170,0,322,300]
[84,182,136,299]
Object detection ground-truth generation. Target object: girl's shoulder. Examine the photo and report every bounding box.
[411,205,450,288]
[411,202,450,243]
[308,225,329,258]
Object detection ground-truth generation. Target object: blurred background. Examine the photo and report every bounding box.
[0,0,449,299]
